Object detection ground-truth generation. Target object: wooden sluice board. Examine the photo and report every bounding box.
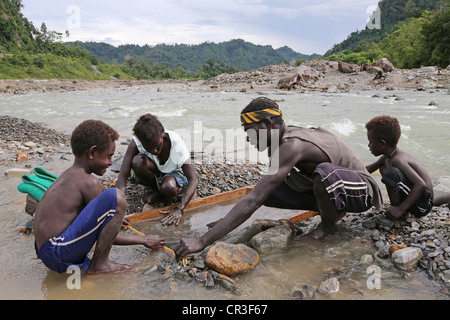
[126,185,318,224]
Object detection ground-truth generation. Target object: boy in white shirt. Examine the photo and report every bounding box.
[116,114,198,226]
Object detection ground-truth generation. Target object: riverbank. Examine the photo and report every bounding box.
[0,61,449,96]
[1,115,450,296]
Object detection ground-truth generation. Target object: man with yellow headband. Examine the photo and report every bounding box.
[175,97,382,259]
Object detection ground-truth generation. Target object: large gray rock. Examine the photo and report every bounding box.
[391,247,423,271]
[249,224,293,253]
[295,65,322,82]
[338,62,359,73]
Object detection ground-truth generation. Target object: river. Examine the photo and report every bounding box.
[0,87,449,300]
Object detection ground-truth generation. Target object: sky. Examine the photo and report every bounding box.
[21,0,380,55]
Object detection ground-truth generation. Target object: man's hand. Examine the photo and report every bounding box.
[160,207,184,226]
[175,238,205,260]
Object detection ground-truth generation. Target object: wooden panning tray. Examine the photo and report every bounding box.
[126,186,318,224]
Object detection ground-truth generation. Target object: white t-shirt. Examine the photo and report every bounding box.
[133,130,190,174]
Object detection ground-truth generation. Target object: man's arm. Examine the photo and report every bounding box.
[177,162,198,211]
[175,139,304,259]
[115,140,139,194]
[160,162,199,226]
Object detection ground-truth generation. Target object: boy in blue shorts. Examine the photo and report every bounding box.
[366,115,450,221]
[33,120,166,274]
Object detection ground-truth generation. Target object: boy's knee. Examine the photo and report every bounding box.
[115,188,127,214]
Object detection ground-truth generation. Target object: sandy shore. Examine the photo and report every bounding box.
[0,62,449,96]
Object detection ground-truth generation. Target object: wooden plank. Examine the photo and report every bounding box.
[287,210,319,223]
[127,185,254,223]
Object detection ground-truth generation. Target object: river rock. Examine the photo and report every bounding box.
[4,168,31,177]
[419,79,437,90]
[16,150,28,162]
[319,277,340,295]
[249,224,293,253]
[371,58,395,73]
[338,62,359,73]
[389,244,407,256]
[223,224,262,245]
[391,247,423,271]
[360,254,374,265]
[277,74,301,90]
[205,242,260,276]
[295,65,322,82]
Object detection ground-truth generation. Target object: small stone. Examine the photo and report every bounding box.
[291,286,314,300]
[24,141,37,148]
[4,168,31,177]
[389,244,407,256]
[360,254,374,265]
[16,150,28,162]
[319,277,340,295]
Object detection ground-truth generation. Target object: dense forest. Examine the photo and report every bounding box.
[325,0,446,55]
[0,0,449,81]
[69,40,316,73]
[325,0,450,69]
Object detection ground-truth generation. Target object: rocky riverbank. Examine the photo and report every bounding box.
[2,113,450,296]
[0,60,449,96]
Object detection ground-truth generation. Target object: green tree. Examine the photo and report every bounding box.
[420,9,450,67]
[379,14,430,68]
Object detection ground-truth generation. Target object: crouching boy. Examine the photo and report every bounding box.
[33,120,165,274]
[366,115,449,221]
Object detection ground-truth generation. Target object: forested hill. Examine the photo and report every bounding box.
[325,0,444,56]
[69,39,318,73]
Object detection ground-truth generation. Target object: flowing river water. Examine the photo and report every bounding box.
[0,87,449,300]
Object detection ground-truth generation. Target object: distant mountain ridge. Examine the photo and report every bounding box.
[68,39,319,73]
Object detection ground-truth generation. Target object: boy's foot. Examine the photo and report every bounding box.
[87,261,137,275]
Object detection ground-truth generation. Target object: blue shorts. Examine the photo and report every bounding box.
[156,169,188,190]
[35,188,118,273]
[381,167,433,217]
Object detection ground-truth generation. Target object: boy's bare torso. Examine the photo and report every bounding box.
[33,167,104,249]
[381,149,434,196]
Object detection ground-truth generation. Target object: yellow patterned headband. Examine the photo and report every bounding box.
[240,108,283,126]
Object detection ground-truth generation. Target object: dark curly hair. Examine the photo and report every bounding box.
[241,97,284,126]
[71,120,119,157]
[365,115,401,147]
[132,113,165,142]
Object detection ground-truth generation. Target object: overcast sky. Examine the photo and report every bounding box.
[21,0,380,55]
